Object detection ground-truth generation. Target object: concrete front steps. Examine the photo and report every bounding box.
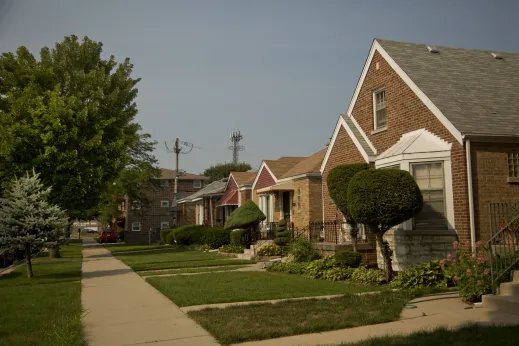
[236,240,275,260]
[483,270,519,315]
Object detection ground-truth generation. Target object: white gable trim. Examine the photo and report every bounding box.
[225,174,239,192]
[320,116,376,173]
[251,162,278,192]
[346,40,463,145]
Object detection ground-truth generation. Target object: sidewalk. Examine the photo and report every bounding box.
[231,293,519,346]
[81,239,219,346]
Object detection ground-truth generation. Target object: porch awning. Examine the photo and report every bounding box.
[257,181,294,194]
[217,190,238,206]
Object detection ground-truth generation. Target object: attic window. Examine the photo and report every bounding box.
[427,45,439,53]
[491,52,503,60]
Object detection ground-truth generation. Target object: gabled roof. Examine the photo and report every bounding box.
[280,148,327,179]
[159,168,210,180]
[263,157,306,179]
[217,190,238,206]
[375,39,519,138]
[177,179,226,203]
[230,171,257,186]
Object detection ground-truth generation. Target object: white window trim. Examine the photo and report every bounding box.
[193,180,202,188]
[372,88,387,131]
[160,221,169,229]
[160,200,169,208]
[131,222,141,232]
[160,179,169,187]
[376,154,454,231]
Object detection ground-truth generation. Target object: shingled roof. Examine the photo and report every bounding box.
[281,149,327,179]
[264,157,306,179]
[230,171,257,186]
[177,179,226,203]
[376,39,519,137]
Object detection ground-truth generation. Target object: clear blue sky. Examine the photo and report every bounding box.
[1,0,517,174]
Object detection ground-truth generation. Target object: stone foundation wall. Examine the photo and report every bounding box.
[378,229,458,271]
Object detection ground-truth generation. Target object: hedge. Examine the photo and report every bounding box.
[160,229,171,243]
[334,250,362,268]
[198,227,230,248]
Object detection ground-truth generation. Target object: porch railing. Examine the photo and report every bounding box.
[487,201,519,293]
[293,221,367,244]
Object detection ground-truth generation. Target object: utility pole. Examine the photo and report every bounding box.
[174,138,181,194]
[229,131,245,164]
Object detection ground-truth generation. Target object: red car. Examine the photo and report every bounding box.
[99,231,118,243]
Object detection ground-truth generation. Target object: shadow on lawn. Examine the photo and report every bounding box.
[82,268,134,279]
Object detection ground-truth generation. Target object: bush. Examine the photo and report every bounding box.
[335,250,363,268]
[321,267,355,281]
[199,227,230,248]
[219,244,245,254]
[117,230,125,242]
[173,225,205,245]
[257,244,282,256]
[165,233,175,245]
[349,266,386,285]
[230,228,255,248]
[267,262,308,275]
[274,219,290,246]
[160,229,171,244]
[224,200,266,230]
[196,244,212,252]
[289,237,320,262]
[442,241,492,302]
[305,256,338,279]
[390,260,451,289]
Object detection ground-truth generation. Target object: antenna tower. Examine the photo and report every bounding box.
[228,131,245,164]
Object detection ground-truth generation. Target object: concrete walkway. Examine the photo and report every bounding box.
[81,239,219,346]
[231,292,519,346]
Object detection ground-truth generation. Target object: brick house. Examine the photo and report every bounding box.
[177,179,227,227]
[251,151,326,230]
[216,171,257,224]
[321,39,519,270]
[125,168,209,243]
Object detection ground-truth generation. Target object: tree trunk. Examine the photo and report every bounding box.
[65,220,73,238]
[25,244,33,279]
[349,222,358,252]
[375,231,393,283]
[49,246,61,258]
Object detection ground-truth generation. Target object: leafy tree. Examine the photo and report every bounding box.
[274,219,290,246]
[0,35,148,228]
[224,200,266,231]
[327,163,369,252]
[0,171,67,278]
[347,169,423,282]
[203,162,252,182]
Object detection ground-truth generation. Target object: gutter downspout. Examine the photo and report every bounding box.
[465,139,476,253]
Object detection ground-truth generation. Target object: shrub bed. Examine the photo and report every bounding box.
[219,245,245,254]
[289,238,320,262]
[390,259,452,290]
[335,250,362,268]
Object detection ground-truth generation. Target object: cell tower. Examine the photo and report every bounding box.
[228,131,245,164]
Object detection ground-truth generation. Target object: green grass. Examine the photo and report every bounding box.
[104,244,171,253]
[189,290,426,344]
[340,324,519,346]
[0,244,84,346]
[115,249,254,271]
[147,271,379,307]
[139,265,248,276]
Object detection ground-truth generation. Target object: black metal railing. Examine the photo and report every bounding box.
[487,201,519,293]
[290,221,367,244]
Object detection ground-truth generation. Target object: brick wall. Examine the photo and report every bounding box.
[471,142,519,241]
[239,189,251,206]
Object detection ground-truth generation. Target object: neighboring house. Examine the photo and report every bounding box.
[126,168,209,243]
[178,179,227,227]
[216,171,257,224]
[321,38,519,270]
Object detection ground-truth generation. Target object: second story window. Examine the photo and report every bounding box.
[373,89,387,130]
[160,200,169,208]
[193,180,202,188]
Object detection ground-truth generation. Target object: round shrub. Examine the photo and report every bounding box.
[274,219,290,246]
[289,237,320,262]
[199,227,230,248]
[334,250,363,268]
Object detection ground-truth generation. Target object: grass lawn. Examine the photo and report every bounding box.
[147,271,379,307]
[115,249,255,271]
[341,324,519,346]
[104,244,172,254]
[189,289,428,344]
[139,265,248,276]
[0,244,84,346]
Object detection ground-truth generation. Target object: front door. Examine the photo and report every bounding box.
[282,191,291,223]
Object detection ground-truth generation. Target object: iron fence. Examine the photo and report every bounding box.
[487,201,519,293]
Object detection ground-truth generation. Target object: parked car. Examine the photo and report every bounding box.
[99,231,118,243]
[81,228,97,234]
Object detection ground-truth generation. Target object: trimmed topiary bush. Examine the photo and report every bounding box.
[289,237,320,262]
[335,250,363,268]
[348,169,423,282]
[274,219,290,246]
[327,163,369,251]
[224,200,266,231]
[199,227,230,248]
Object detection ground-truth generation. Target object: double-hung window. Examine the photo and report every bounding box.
[132,222,141,232]
[373,89,387,129]
[412,162,446,229]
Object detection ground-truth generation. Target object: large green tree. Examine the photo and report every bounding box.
[327,163,369,252]
[203,162,252,182]
[0,35,149,224]
[0,171,68,278]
